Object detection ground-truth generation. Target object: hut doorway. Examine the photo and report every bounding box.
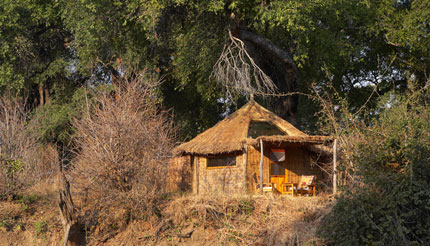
[269,149,287,193]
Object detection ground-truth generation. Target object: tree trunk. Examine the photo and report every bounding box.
[237,29,297,75]
[44,86,50,104]
[38,83,51,106]
[39,83,44,106]
[57,171,85,246]
[234,27,299,123]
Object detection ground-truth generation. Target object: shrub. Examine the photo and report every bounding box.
[316,86,430,245]
[0,97,57,199]
[71,74,175,239]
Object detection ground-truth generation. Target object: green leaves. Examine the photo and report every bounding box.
[1,0,429,144]
[29,87,88,146]
[0,0,69,95]
[61,0,159,74]
[319,87,430,244]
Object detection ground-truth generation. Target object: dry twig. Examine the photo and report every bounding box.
[211,30,278,99]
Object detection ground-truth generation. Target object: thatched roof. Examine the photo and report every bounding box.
[250,135,331,145]
[174,100,330,156]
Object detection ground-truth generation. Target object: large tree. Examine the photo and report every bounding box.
[59,0,430,137]
[0,0,83,105]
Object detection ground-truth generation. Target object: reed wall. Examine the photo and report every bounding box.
[166,156,192,192]
[171,143,324,194]
[193,153,246,194]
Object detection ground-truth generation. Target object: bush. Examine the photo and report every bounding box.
[317,86,430,245]
[71,75,175,239]
[0,97,57,199]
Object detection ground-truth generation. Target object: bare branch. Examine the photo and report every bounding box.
[0,96,57,198]
[211,30,278,99]
[71,73,176,241]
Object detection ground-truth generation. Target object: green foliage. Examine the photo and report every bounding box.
[0,0,71,95]
[238,198,255,215]
[153,0,422,135]
[1,0,421,139]
[381,0,430,82]
[0,219,8,228]
[30,87,88,146]
[0,158,24,199]
[33,219,47,237]
[15,222,24,231]
[32,104,74,144]
[2,0,429,140]
[61,0,161,74]
[318,87,430,245]
[2,159,23,177]
[17,194,39,211]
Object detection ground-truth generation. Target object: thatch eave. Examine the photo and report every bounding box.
[172,100,332,157]
[255,135,333,144]
[173,145,246,157]
[173,139,249,156]
[174,135,333,156]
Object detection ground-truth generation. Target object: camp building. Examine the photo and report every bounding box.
[169,99,332,195]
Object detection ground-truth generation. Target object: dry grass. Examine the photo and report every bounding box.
[1,188,333,246]
[104,193,333,246]
[0,179,63,246]
[0,202,22,222]
[165,194,331,245]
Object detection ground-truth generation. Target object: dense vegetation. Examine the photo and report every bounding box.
[1,0,429,245]
[316,86,430,245]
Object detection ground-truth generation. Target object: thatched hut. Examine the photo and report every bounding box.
[169,99,332,195]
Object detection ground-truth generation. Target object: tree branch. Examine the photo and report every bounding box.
[237,28,297,74]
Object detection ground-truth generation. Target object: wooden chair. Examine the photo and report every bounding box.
[281,183,297,196]
[270,175,285,193]
[296,175,316,196]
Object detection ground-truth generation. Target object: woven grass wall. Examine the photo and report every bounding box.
[284,145,323,184]
[175,144,324,194]
[196,153,246,194]
[166,156,192,192]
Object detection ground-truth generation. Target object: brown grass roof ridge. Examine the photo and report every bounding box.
[173,100,329,156]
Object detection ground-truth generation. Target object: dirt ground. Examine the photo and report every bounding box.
[1,182,333,246]
[0,180,63,246]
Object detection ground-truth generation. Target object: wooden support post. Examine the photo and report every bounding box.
[196,157,199,195]
[259,139,264,194]
[333,139,337,194]
[191,156,196,194]
[243,147,248,192]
